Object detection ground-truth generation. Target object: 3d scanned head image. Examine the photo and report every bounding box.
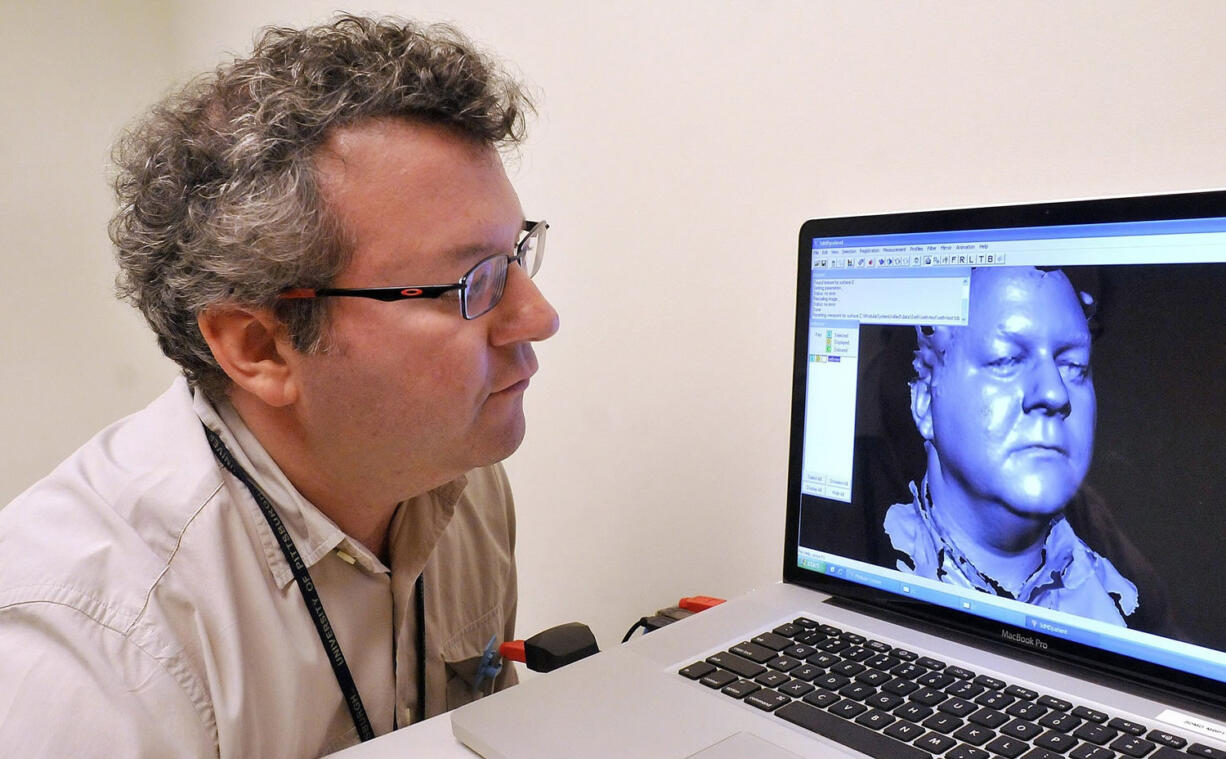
[884,266,1139,625]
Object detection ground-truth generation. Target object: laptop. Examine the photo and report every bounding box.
[452,190,1226,758]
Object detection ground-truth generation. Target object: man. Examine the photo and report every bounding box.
[0,16,558,757]
[884,266,1138,626]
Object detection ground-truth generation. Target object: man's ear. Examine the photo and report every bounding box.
[197,306,299,407]
[910,377,935,442]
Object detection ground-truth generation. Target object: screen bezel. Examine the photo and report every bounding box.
[782,189,1226,709]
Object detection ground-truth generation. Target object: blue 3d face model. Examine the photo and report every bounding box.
[885,267,1138,625]
[918,267,1096,524]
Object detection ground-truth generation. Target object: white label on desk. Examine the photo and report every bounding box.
[1158,709,1226,742]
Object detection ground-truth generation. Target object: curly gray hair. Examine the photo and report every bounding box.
[110,15,533,399]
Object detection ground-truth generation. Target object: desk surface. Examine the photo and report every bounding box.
[324,714,477,758]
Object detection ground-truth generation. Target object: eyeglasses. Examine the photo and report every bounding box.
[279,220,547,320]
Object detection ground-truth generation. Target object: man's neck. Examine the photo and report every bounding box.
[925,465,1051,591]
[225,389,413,561]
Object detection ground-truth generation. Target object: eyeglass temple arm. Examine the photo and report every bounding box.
[278,284,461,301]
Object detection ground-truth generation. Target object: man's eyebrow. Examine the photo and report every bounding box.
[442,219,527,264]
[993,328,1091,349]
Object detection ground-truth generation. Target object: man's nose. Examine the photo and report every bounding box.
[1023,356,1071,417]
[489,262,560,344]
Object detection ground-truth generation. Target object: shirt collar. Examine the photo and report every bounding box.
[193,387,381,588]
[192,386,472,588]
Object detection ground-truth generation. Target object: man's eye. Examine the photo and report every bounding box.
[986,355,1022,370]
[1060,362,1091,382]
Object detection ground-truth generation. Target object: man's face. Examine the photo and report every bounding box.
[291,118,559,500]
[918,267,1095,519]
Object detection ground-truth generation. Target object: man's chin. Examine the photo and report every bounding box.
[1000,483,1079,521]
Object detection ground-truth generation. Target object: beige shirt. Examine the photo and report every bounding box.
[0,379,517,757]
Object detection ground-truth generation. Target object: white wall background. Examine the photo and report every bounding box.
[5,0,1226,653]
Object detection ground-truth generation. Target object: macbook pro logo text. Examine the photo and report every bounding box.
[1001,629,1049,650]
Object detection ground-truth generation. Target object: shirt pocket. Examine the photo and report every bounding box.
[439,604,517,711]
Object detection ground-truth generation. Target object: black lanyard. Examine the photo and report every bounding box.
[203,424,377,742]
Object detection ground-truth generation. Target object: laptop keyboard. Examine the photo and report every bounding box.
[677,616,1224,759]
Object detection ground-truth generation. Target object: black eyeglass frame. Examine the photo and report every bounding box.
[279,220,547,320]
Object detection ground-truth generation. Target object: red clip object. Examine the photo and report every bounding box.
[679,595,726,613]
[499,640,526,663]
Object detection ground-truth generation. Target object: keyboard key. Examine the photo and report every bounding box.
[921,713,964,734]
[866,653,902,670]
[784,644,818,659]
[768,655,801,672]
[1070,745,1116,759]
[1034,729,1079,753]
[891,662,926,680]
[949,747,991,759]
[699,670,737,689]
[891,648,919,661]
[910,687,949,706]
[1000,718,1043,741]
[975,690,1016,709]
[918,671,957,689]
[814,673,850,690]
[855,709,897,730]
[844,646,872,662]
[678,662,715,680]
[1038,710,1083,732]
[972,675,1006,691]
[1109,734,1156,757]
[1038,695,1073,711]
[792,617,819,629]
[885,720,927,743]
[1188,745,1226,759]
[856,669,893,687]
[917,656,946,671]
[778,679,815,698]
[807,651,840,668]
[745,689,791,712]
[1073,722,1118,745]
[772,623,802,638]
[730,641,778,664]
[894,702,935,722]
[752,632,793,651]
[721,679,760,699]
[968,707,1009,729]
[802,688,840,708]
[832,660,867,677]
[867,640,893,653]
[754,670,790,688]
[984,735,1028,758]
[838,682,877,702]
[1006,701,1048,721]
[1146,729,1187,749]
[884,678,921,696]
[794,630,825,646]
[946,665,976,680]
[1018,749,1064,759]
[938,697,977,717]
[1072,706,1109,723]
[952,724,993,746]
[947,680,988,699]
[831,697,869,718]
[915,732,959,754]
[1005,685,1039,701]
[818,638,852,653]
[1108,717,1147,736]
[818,624,842,637]
[867,691,906,711]
[841,632,867,644]
[776,701,931,759]
[791,664,821,681]
[706,651,765,679]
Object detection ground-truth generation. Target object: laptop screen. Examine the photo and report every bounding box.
[784,190,1226,706]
